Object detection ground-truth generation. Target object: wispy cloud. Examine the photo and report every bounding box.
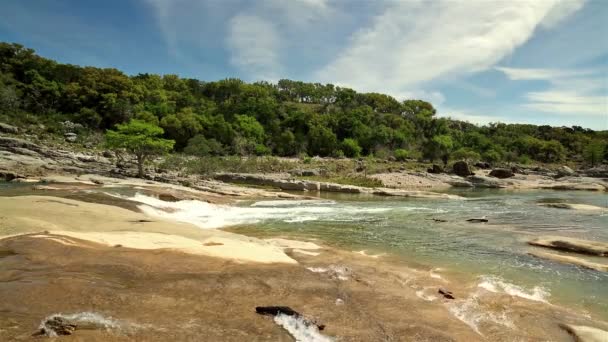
[497,66,606,117]
[226,14,281,80]
[315,1,585,97]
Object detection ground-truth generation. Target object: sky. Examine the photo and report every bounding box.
[0,0,606,129]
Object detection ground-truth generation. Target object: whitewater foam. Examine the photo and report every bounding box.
[114,193,393,229]
[38,312,148,337]
[477,276,550,303]
[446,293,514,335]
[273,313,333,342]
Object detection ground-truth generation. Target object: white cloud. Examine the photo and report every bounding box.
[495,66,592,80]
[316,0,584,97]
[437,107,511,125]
[226,14,281,80]
[496,66,607,117]
[540,0,586,28]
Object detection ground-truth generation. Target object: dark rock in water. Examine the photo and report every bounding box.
[256,306,299,317]
[0,170,24,181]
[432,218,447,223]
[34,317,77,336]
[474,162,491,169]
[453,161,473,177]
[255,306,325,330]
[467,218,488,223]
[489,168,514,179]
[427,164,444,174]
[438,288,455,299]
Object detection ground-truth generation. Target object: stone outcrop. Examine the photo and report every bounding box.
[466,175,507,188]
[559,324,608,342]
[452,161,473,177]
[529,251,607,273]
[427,164,443,174]
[489,168,514,179]
[555,165,575,178]
[0,122,19,134]
[539,203,605,211]
[528,236,608,256]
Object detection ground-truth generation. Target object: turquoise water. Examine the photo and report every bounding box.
[231,189,608,320]
[2,182,607,321]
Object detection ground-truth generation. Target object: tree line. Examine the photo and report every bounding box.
[0,42,606,166]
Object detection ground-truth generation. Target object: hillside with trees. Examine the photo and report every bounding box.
[0,42,605,166]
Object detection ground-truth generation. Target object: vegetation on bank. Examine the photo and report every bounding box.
[1,42,606,169]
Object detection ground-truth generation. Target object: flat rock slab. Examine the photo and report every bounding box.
[539,203,606,211]
[528,236,608,256]
[559,324,608,342]
[528,251,607,272]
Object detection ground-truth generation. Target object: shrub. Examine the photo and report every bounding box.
[341,138,362,158]
[394,149,410,161]
[184,135,225,156]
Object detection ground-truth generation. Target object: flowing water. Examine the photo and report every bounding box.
[2,182,607,323]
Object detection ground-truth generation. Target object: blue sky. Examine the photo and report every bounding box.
[0,0,606,129]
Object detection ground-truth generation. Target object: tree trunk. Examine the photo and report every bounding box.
[137,154,145,178]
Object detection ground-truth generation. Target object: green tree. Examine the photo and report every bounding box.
[105,120,175,177]
[584,140,605,166]
[341,138,362,158]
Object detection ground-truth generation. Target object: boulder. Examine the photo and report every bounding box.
[452,161,473,177]
[474,162,490,169]
[467,175,506,188]
[64,132,78,142]
[556,165,575,178]
[489,168,514,179]
[427,164,443,174]
[528,236,608,256]
[34,317,77,336]
[0,122,19,134]
[102,150,114,158]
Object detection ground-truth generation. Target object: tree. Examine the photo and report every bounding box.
[341,138,362,158]
[105,120,175,177]
[584,140,605,167]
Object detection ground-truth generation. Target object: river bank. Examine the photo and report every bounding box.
[1,135,608,340]
[0,180,607,341]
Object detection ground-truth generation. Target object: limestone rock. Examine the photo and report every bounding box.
[528,236,608,256]
[559,324,608,342]
[529,251,607,272]
[64,132,78,142]
[539,203,605,211]
[556,165,575,178]
[427,164,443,174]
[452,161,473,177]
[0,122,19,134]
[489,168,514,179]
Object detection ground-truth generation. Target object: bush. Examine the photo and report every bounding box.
[184,135,225,156]
[254,144,271,156]
[451,147,480,162]
[341,138,362,158]
[394,149,410,161]
[482,149,502,163]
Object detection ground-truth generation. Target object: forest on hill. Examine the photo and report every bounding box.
[0,42,605,166]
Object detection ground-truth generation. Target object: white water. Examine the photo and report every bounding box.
[477,275,550,303]
[115,193,395,229]
[38,312,147,337]
[273,313,333,342]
